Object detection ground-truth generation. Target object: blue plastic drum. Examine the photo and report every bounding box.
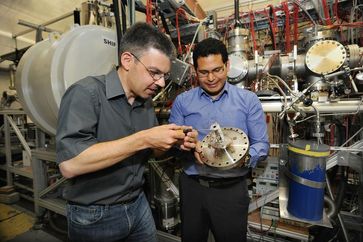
[287,140,330,221]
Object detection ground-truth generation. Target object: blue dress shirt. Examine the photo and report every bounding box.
[169,82,269,178]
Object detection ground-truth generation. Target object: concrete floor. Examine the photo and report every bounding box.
[0,203,34,241]
[0,202,66,242]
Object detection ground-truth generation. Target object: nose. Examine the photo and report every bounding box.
[155,77,165,88]
[207,72,215,81]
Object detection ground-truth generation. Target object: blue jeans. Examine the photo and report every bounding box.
[66,192,157,242]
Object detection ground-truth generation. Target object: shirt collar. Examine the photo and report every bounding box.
[198,81,230,99]
[105,68,146,106]
[105,68,125,99]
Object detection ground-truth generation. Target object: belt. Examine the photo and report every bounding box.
[68,195,138,206]
[189,175,243,188]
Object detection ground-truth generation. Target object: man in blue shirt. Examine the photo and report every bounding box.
[169,38,269,242]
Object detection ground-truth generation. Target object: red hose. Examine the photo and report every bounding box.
[268,4,278,49]
[282,2,291,53]
[249,10,257,52]
[146,0,152,24]
[264,9,276,49]
[322,0,332,25]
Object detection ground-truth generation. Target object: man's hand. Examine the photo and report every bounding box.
[178,127,198,151]
[193,141,208,165]
[143,124,187,151]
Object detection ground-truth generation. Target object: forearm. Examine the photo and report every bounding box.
[248,141,270,167]
[59,124,192,178]
[59,131,149,178]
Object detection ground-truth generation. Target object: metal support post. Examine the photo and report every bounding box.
[4,114,13,185]
[31,153,48,218]
[127,0,136,25]
[35,127,46,148]
[6,115,31,156]
[149,161,179,198]
[359,113,363,242]
[326,175,349,242]
[248,189,279,213]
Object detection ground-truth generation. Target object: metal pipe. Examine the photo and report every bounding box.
[17,19,60,34]
[327,140,363,170]
[291,0,317,27]
[324,195,336,219]
[127,0,136,25]
[324,67,363,79]
[39,177,67,198]
[234,0,240,26]
[326,175,350,242]
[330,147,363,152]
[248,189,279,213]
[13,11,73,38]
[149,161,179,199]
[121,1,127,34]
[206,0,269,14]
[112,0,122,66]
[156,100,363,117]
[261,100,363,113]
[4,115,12,185]
[6,115,31,156]
[9,64,16,90]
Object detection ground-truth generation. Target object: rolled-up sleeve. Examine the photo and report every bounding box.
[56,84,99,164]
[247,94,270,167]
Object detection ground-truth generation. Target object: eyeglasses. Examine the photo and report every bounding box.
[130,53,171,81]
[197,65,225,78]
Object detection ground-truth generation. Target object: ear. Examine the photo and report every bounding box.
[120,52,133,70]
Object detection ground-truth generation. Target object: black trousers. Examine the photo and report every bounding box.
[179,172,250,242]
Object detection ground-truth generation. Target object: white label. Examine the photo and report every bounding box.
[103,37,116,47]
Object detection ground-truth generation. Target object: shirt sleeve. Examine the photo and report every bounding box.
[247,94,270,168]
[169,95,185,125]
[168,95,194,159]
[56,84,99,163]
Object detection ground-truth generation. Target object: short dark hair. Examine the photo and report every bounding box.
[119,22,175,60]
[192,38,228,69]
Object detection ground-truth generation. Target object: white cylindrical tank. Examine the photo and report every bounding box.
[16,25,118,135]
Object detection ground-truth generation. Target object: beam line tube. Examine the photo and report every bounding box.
[261,100,363,113]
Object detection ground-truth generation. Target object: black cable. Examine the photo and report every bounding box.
[159,13,171,36]
[121,0,127,34]
[112,0,122,66]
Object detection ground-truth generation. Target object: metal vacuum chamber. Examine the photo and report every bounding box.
[16,25,118,135]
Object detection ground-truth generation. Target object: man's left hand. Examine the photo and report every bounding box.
[178,127,198,151]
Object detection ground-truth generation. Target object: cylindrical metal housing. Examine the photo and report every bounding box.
[287,140,330,221]
[227,27,250,53]
[154,195,178,231]
[16,25,117,135]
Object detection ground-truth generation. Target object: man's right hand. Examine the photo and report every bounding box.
[143,124,187,151]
